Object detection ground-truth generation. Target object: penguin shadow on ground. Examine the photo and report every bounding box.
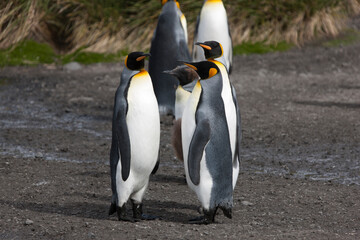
[0,199,109,220]
[140,199,200,224]
[294,100,360,109]
[150,173,187,185]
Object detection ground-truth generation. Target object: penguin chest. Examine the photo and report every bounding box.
[175,87,191,120]
[126,72,160,173]
[194,2,232,68]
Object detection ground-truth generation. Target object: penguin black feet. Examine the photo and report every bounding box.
[189,208,217,225]
[109,202,131,221]
[109,201,159,222]
[220,206,232,219]
[108,202,117,216]
[132,200,159,221]
[116,205,134,222]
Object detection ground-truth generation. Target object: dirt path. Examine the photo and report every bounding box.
[0,35,359,238]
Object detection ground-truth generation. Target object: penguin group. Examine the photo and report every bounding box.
[109,0,241,224]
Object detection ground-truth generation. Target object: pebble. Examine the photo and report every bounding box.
[25,219,34,225]
[241,201,254,206]
[64,62,82,71]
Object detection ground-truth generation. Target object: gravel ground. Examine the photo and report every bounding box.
[0,26,360,239]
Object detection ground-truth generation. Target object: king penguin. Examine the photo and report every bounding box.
[109,52,160,222]
[149,0,191,116]
[192,0,233,73]
[181,60,236,224]
[163,65,199,161]
[195,41,241,188]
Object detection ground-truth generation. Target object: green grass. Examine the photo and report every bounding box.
[0,40,57,66]
[233,41,293,55]
[322,29,360,47]
[0,40,128,67]
[61,48,128,65]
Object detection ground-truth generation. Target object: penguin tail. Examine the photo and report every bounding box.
[151,158,160,175]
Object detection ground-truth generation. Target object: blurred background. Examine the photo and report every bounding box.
[1,0,360,66]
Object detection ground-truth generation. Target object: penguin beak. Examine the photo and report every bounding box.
[136,53,151,62]
[196,42,212,50]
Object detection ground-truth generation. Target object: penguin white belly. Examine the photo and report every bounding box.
[116,72,160,205]
[182,83,213,210]
[194,3,232,69]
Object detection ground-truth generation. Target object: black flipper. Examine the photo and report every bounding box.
[115,108,131,181]
[187,119,211,185]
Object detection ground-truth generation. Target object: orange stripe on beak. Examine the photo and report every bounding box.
[200,44,212,50]
[136,56,146,61]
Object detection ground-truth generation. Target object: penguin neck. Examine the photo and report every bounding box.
[162,0,180,9]
[135,68,149,78]
[194,80,202,92]
[208,59,221,65]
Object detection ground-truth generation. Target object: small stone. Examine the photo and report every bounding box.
[64,62,82,71]
[241,201,254,206]
[25,219,34,225]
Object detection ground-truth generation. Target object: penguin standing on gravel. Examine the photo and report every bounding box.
[149,0,191,116]
[195,41,241,187]
[109,52,160,222]
[181,60,236,224]
[163,65,199,161]
[192,0,233,73]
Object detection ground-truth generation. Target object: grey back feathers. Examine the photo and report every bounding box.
[149,1,191,115]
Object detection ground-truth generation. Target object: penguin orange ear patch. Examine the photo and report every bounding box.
[136,56,146,62]
[161,0,168,5]
[208,68,218,78]
[125,55,128,66]
[184,63,198,71]
[219,43,224,57]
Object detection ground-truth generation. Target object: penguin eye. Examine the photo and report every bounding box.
[208,68,218,78]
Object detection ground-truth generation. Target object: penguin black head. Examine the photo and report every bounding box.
[183,61,220,80]
[125,52,151,71]
[195,41,223,59]
[163,65,199,86]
